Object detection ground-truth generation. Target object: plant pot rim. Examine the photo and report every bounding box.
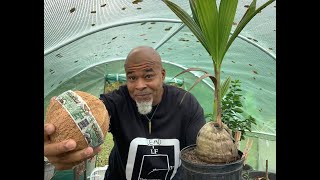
[180,144,244,167]
[243,170,276,180]
[249,170,276,175]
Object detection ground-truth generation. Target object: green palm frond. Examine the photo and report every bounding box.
[180,73,217,105]
[221,76,231,99]
[192,0,219,61]
[217,0,238,63]
[163,0,210,54]
[224,0,275,58]
[171,68,209,79]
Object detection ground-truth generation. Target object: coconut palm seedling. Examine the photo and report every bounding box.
[163,0,275,164]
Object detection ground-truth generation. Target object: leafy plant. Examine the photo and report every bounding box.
[206,79,257,140]
[163,0,275,163]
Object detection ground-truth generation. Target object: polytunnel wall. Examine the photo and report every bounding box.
[44,0,276,175]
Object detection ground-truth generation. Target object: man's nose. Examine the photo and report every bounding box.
[135,78,147,90]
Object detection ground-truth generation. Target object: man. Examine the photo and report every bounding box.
[44,46,206,180]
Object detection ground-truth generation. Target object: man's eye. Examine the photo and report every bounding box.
[145,75,153,79]
[128,76,136,81]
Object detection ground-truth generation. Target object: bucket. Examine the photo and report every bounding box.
[180,144,244,180]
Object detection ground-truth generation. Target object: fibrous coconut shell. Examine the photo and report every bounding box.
[45,91,109,151]
[195,121,238,163]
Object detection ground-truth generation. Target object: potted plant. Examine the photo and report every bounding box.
[163,0,275,179]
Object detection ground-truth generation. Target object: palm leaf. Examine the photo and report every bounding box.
[238,0,257,26]
[180,73,217,104]
[193,0,219,60]
[217,0,238,63]
[163,0,210,54]
[221,76,231,99]
[224,0,275,57]
[189,0,200,27]
[171,67,209,80]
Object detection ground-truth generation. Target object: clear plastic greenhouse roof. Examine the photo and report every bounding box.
[44,0,276,172]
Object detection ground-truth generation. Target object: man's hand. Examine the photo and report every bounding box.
[44,123,102,170]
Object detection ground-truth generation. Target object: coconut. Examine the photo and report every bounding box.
[45,90,109,151]
[195,121,238,163]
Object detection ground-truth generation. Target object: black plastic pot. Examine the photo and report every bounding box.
[180,144,245,180]
[242,170,276,180]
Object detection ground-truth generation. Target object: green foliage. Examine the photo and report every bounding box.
[204,79,256,140]
[221,80,256,140]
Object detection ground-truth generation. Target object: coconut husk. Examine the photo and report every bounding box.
[45,91,109,151]
[195,121,238,163]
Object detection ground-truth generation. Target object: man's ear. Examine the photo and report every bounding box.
[161,68,166,81]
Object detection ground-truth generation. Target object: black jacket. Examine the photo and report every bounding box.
[99,84,205,180]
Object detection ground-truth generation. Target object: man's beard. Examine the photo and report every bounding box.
[136,100,153,115]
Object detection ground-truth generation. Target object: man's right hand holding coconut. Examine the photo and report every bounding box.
[44,123,104,170]
[44,90,110,170]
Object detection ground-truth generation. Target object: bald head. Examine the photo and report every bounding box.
[124,46,166,106]
[124,46,162,70]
